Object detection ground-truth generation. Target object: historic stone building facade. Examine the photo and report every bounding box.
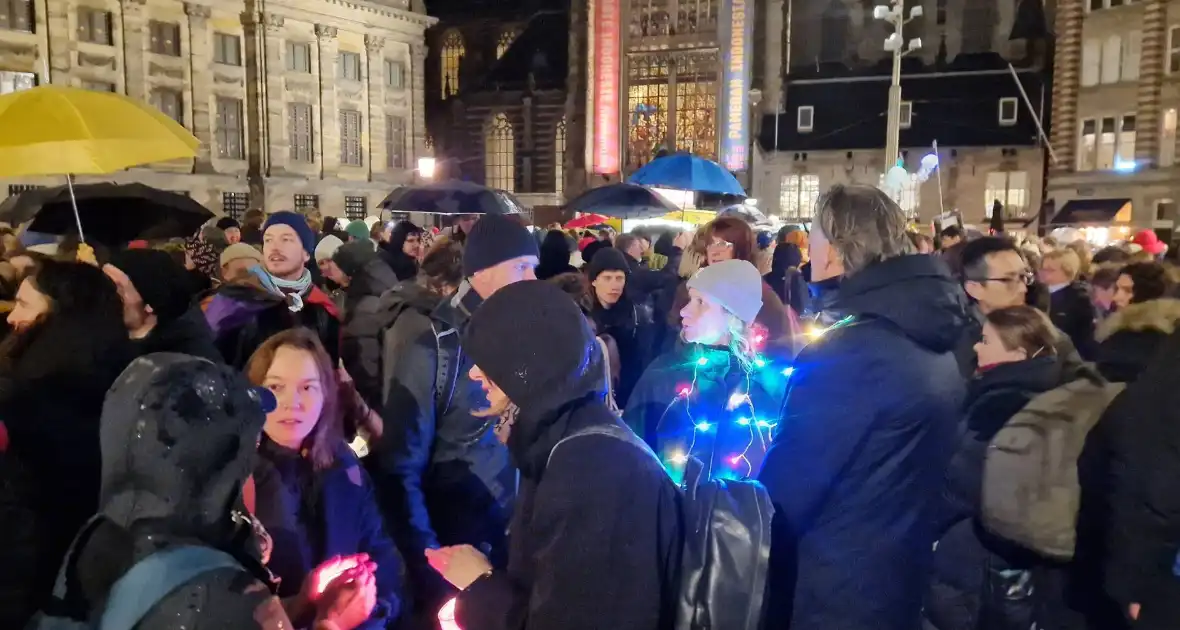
[1046,0,1180,232]
[0,0,433,220]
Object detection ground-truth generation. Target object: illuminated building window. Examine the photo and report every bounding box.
[626,54,670,169]
[778,174,820,219]
[674,52,717,160]
[441,29,463,98]
[485,113,516,192]
[1161,108,1177,167]
[496,30,516,59]
[555,117,566,198]
[985,171,1028,219]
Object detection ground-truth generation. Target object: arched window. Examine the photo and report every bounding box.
[486,113,515,192]
[441,29,464,98]
[554,117,567,198]
[496,30,516,59]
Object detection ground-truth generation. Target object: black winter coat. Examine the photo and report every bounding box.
[132,306,223,363]
[759,254,971,630]
[340,258,401,408]
[370,283,515,610]
[924,357,1065,630]
[1094,298,1180,384]
[1098,327,1180,629]
[1048,283,1098,360]
[455,395,681,630]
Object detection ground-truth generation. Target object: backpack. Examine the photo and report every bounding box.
[549,424,773,630]
[376,291,463,416]
[27,518,244,630]
[980,370,1125,560]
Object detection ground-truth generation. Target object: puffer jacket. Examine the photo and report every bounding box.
[1095,298,1180,384]
[369,282,515,613]
[69,354,291,629]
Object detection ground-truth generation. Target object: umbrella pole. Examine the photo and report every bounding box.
[64,173,85,243]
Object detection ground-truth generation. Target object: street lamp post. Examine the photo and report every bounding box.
[874,0,922,172]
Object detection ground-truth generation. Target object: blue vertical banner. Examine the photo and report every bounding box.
[720,0,754,172]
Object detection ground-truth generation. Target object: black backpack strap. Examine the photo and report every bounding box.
[432,321,461,416]
[546,423,659,469]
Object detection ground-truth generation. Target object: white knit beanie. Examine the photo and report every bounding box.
[686,259,764,324]
[314,234,344,262]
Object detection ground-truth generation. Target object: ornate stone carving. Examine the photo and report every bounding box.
[283,75,318,96]
[315,25,338,41]
[184,3,212,19]
[338,82,363,100]
[410,43,426,60]
[77,52,117,69]
[384,92,408,107]
[264,13,285,31]
[149,62,185,80]
[365,35,385,53]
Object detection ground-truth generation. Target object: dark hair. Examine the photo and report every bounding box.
[704,216,756,264]
[985,305,1058,357]
[246,328,342,471]
[1119,261,1173,304]
[548,271,595,319]
[940,225,964,240]
[1090,265,1122,290]
[1092,246,1132,266]
[419,237,464,295]
[961,236,1021,282]
[0,259,130,381]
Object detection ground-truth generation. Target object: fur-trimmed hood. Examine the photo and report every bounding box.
[1096,298,1180,342]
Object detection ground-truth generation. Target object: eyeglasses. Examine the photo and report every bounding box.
[707,238,734,248]
[975,271,1034,287]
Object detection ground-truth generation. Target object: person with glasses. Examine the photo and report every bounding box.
[957,237,1085,377]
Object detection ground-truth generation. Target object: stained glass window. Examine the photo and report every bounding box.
[626,54,670,169]
[441,29,463,98]
[674,53,717,159]
[486,113,515,192]
[496,30,516,59]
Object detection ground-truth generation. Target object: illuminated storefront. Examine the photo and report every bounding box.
[586,0,754,177]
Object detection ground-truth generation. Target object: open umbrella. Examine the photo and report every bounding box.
[563,183,678,219]
[378,180,525,215]
[564,213,611,229]
[0,183,213,245]
[628,154,746,196]
[0,84,200,245]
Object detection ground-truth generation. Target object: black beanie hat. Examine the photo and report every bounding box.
[107,249,195,324]
[332,240,379,278]
[462,215,539,277]
[585,247,631,282]
[463,280,598,416]
[580,240,610,269]
[215,217,241,231]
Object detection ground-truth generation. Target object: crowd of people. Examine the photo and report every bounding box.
[0,186,1179,630]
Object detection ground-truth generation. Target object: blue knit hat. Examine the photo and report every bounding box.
[263,211,316,255]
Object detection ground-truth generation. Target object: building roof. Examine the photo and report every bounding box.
[425,0,564,21]
[475,10,569,91]
[759,59,1046,152]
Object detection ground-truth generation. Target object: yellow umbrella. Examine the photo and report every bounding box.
[0,84,200,178]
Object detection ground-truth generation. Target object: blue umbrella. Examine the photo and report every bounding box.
[563,183,679,219]
[628,154,746,196]
[378,180,525,215]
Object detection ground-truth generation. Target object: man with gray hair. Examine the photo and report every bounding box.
[759,184,972,630]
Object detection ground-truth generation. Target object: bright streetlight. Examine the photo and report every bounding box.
[417,156,436,180]
[875,0,922,171]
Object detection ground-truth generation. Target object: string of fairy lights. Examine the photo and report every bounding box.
[658,315,857,479]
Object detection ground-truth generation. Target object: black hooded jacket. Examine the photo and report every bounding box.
[759,254,972,630]
[338,256,401,407]
[133,306,223,363]
[379,222,421,282]
[764,244,809,316]
[535,231,577,280]
[70,354,287,629]
[454,280,682,630]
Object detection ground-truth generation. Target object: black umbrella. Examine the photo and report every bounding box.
[563,183,679,219]
[0,182,214,245]
[378,180,525,215]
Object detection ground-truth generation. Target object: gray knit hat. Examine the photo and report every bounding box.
[686,259,764,324]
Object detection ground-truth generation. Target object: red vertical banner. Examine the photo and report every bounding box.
[592,0,621,174]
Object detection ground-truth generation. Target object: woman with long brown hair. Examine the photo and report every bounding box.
[246,328,404,629]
